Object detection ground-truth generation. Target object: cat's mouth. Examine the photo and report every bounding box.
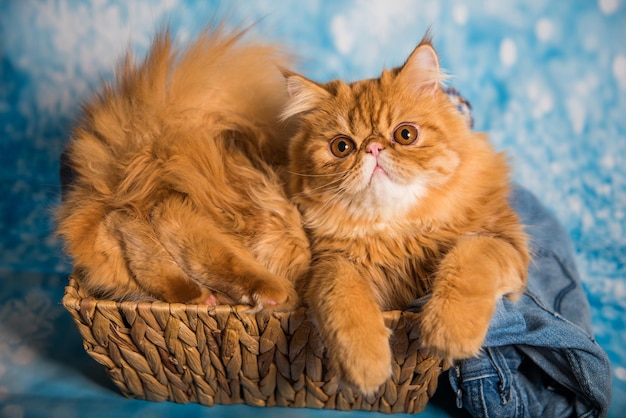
[373,164,388,176]
[365,156,391,187]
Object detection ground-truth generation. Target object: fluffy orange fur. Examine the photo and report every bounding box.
[283,36,530,394]
[56,25,310,309]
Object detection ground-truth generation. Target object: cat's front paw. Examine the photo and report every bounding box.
[415,296,492,361]
[332,321,392,396]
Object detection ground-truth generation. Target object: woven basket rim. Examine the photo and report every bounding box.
[62,275,258,315]
[62,274,423,323]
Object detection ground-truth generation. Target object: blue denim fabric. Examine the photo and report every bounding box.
[444,186,612,417]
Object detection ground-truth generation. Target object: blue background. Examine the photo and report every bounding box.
[1,1,624,417]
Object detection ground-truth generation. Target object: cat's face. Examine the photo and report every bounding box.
[284,41,468,223]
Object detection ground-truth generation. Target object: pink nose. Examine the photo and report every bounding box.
[366,142,384,157]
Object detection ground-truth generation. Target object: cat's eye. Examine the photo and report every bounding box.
[392,123,419,145]
[329,135,355,158]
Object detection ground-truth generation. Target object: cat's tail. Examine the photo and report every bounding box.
[69,24,292,191]
[126,24,292,138]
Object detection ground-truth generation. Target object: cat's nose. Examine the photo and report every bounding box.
[366,142,384,157]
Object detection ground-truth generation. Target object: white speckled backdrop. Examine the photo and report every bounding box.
[1,1,624,417]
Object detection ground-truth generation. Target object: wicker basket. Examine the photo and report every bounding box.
[62,275,448,414]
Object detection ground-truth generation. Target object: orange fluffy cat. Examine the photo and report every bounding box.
[282,35,530,394]
[56,26,310,309]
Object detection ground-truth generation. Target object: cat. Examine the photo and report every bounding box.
[281,34,530,395]
[56,25,311,310]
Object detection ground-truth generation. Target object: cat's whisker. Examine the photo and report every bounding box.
[286,169,351,178]
[290,174,350,199]
[298,183,347,202]
[299,186,350,224]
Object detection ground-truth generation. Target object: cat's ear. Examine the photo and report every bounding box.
[280,69,330,120]
[397,35,443,95]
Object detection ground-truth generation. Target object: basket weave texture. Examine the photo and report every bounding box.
[62,275,448,414]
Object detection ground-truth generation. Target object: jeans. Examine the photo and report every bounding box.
[440,186,612,417]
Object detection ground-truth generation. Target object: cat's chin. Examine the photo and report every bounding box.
[361,173,428,219]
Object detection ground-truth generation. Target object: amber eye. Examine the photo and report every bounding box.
[392,123,419,145]
[329,135,355,158]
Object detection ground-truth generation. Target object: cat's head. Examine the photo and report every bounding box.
[283,36,492,229]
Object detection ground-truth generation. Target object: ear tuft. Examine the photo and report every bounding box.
[397,35,446,95]
[280,74,329,120]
